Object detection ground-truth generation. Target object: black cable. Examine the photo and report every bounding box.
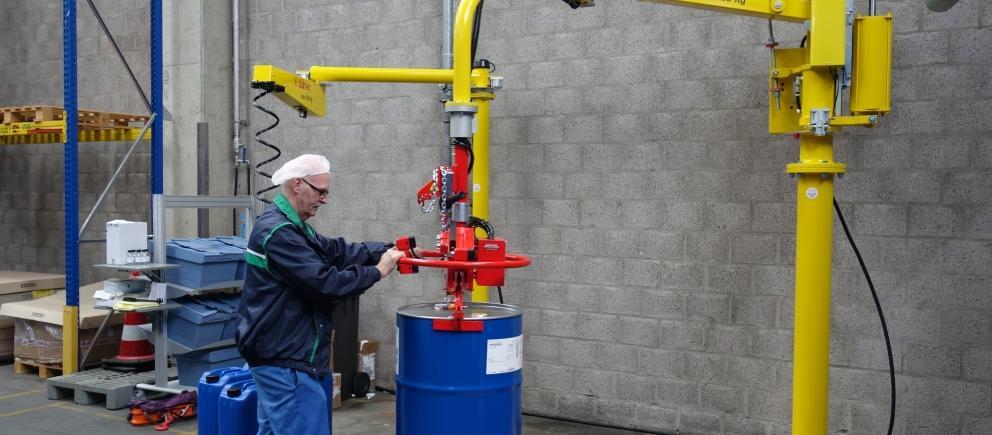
[233,165,239,234]
[471,0,484,64]
[830,67,842,116]
[800,35,807,47]
[252,89,282,204]
[834,197,896,435]
[454,138,474,174]
[522,411,675,435]
[467,216,494,238]
[497,286,504,304]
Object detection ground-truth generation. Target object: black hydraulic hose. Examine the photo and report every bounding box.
[522,411,674,435]
[467,216,494,238]
[454,138,474,174]
[471,0,484,64]
[834,198,896,435]
[252,89,282,204]
[233,165,239,234]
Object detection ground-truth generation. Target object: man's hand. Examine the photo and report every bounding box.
[376,247,406,278]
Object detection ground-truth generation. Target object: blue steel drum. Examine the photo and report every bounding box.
[218,380,258,435]
[397,302,523,435]
[198,367,252,435]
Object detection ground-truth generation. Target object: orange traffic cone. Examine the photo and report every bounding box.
[103,311,155,372]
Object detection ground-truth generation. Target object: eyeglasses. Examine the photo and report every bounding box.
[301,178,329,198]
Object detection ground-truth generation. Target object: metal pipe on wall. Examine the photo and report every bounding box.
[442,0,453,70]
[233,0,244,164]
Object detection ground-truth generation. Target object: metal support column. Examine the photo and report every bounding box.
[150,0,167,388]
[470,66,492,302]
[62,0,80,375]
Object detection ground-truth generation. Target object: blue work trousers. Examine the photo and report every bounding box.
[251,366,332,435]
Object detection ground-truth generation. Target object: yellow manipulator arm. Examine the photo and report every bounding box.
[251,65,326,118]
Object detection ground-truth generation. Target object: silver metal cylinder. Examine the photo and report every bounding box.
[445,104,477,138]
[452,202,470,223]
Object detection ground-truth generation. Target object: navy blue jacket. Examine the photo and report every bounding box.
[236,192,387,376]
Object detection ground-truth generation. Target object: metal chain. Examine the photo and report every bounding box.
[439,167,450,231]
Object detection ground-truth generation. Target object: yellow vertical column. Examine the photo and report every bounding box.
[788,67,844,435]
[62,306,79,374]
[471,67,493,302]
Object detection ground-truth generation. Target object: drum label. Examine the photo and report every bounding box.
[486,335,523,374]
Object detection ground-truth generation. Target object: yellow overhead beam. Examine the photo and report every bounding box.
[641,0,810,22]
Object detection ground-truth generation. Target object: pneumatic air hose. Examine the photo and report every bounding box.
[251,88,282,204]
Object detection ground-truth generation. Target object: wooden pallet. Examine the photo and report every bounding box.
[14,357,64,379]
[13,357,103,379]
[0,105,62,124]
[0,106,150,129]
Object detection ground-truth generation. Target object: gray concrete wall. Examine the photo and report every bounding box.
[242,0,991,433]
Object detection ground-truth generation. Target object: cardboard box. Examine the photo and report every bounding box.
[0,284,124,329]
[1,282,125,364]
[13,318,122,363]
[0,271,66,355]
[0,271,65,295]
[332,372,342,409]
[357,339,379,395]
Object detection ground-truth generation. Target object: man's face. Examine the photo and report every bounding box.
[296,173,329,221]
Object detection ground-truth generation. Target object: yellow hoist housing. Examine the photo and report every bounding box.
[850,13,893,115]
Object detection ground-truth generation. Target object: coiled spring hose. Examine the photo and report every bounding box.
[251,88,282,203]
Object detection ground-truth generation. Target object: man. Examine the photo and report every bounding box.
[236,154,405,434]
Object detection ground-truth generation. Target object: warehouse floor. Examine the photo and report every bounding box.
[0,362,645,434]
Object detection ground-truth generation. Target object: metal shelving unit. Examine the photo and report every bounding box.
[60,0,253,393]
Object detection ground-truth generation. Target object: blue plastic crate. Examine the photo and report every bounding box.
[175,346,245,387]
[168,294,240,350]
[215,237,248,280]
[165,237,246,288]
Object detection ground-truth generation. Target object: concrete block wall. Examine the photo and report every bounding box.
[244,0,991,433]
[0,0,152,285]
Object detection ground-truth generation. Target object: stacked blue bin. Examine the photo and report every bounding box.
[165,237,247,288]
[169,293,244,386]
[168,294,241,349]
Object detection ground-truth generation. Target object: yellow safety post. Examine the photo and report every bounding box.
[787,64,845,434]
[62,306,79,374]
[471,66,494,302]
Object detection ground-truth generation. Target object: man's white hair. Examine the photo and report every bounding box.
[271,154,330,185]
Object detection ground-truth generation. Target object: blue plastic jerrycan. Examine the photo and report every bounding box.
[218,379,258,435]
[198,367,253,435]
